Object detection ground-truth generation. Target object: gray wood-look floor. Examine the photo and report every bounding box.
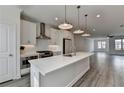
[0,74,30,87]
[74,52,124,87]
[1,52,124,87]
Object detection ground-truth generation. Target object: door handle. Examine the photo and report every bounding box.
[9,54,13,57]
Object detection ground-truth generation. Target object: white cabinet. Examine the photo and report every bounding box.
[21,20,36,45]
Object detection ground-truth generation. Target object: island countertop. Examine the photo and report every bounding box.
[29,52,93,76]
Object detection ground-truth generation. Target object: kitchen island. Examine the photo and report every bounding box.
[29,52,93,87]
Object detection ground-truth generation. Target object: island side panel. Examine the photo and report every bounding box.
[30,64,40,87]
[39,57,90,87]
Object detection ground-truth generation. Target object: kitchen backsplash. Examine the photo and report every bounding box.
[20,45,36,54]
[36,39,49,51]
[20,39,57,54]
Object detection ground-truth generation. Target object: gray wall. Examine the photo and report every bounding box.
[74,36,110,53]
[74,35,94,52]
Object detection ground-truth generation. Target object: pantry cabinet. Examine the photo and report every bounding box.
[21,20,36,45]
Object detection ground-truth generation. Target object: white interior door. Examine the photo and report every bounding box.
[0,23,16,83]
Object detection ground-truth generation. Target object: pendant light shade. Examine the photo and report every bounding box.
[58,5,73,30]
[73,29,84,34]
[58,22,73,30]
[73,6,84,34]
[81,33,91,36]
[81,14,91,37]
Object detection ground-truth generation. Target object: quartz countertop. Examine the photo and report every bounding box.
[29,52,94,76]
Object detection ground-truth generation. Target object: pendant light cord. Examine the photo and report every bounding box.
[77,6,80,29]
[85,14,88,32]
[65,5,67,23]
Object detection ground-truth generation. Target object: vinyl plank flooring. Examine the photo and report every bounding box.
[0,74,30,87]
[73,53,124,87]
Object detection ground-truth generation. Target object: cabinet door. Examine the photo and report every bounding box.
[21,20,29,44]
[28,21,36,45]
[21,20,36,45]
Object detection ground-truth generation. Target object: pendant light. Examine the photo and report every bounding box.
[81,14,91,36]
[73,5,84,34]
[58,5,73,30]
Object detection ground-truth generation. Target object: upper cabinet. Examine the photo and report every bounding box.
[21,20,36,45]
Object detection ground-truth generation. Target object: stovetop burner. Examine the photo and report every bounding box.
[36,50,53,58]
[36,50,52,53]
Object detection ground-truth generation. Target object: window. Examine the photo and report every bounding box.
[98,41,102,49]
[123,39,124,50]
[97,41,106,49]
[115,39,121,50]
[102,41,106,49]
[115,39,124,50]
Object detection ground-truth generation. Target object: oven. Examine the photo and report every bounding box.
[20,51,53,76]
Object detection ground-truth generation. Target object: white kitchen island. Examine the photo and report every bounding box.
[29,52,93,87]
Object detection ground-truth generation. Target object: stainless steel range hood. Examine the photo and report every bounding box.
[36,23,51,39]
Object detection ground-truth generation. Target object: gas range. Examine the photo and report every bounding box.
[20,50,53,76]
[36,50,53,58]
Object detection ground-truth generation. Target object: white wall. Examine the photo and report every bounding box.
[74,35,94,52]
[0,6,21,79]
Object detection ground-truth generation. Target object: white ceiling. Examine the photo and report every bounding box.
[18,5,124,37]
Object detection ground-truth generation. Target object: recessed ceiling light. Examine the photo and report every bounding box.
[96,14,101,18]
[55,17,58,21]
[93,28,96,31]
